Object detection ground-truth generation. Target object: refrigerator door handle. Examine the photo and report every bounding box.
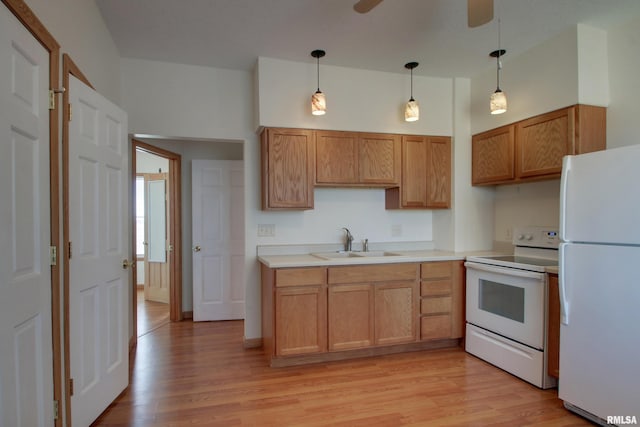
[560,155,572,243]
[558,243,570,325]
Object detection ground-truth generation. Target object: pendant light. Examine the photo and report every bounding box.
[311,49,326,116]
[404,61,419,122]
[490,18,507,115]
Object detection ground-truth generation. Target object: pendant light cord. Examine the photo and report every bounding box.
[410,67,414,100]
[496,18,502,90]
[316,56,320,91]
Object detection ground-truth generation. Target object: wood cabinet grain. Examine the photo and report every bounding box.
[472,104,606,186]
[261,127,315,210]
[386,135,451,209]
[315,130,400,187]
[419,261,464,340]
[262,265,327,358]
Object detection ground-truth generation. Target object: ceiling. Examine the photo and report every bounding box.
[95,0,640,78]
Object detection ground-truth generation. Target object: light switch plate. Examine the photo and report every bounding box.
[257,224,275,237]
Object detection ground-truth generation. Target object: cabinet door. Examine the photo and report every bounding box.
[261,128,314,210]
[275,285,327,356]
[426,137,451,208]
[358,133,401,186]
[517,108,574,179]
[374,281,417,345]
[472,125,515,185]
[400,135,428,208]
[328,284,374,351]
[315,130,359,185]
[547,274,560,378]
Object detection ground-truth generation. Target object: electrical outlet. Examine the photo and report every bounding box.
[391,224,402,237]
[257,224,275,237]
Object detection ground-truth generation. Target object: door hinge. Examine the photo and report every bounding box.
[68,241,73,260]
[69,378,74,396]
[48,90,55,110]
[50,246,57,266]
[68,103,73,121]
[53,400,59,420]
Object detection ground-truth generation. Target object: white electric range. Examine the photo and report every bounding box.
[464,226,559,389]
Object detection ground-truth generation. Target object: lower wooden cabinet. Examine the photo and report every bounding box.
[328,284,374,351]
[328,263,418,350]
[262,261,463,366]
[419,261,464,340]
[547,274,560,378]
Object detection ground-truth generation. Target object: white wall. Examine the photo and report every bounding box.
[471,27,579,135]
[257,57,453,135]
[136,150,169,173]
[24,0,121,103]
[607,15,640,148]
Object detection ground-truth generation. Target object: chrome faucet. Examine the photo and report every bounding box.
[342,228,354,252]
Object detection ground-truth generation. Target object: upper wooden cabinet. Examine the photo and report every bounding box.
[472,104,606,186]
[261,127,315,210]
[471,125,515,185]
[386,135,451,209]
[315,130,401,187]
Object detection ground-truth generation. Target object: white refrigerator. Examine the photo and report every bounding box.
[559,144,640,426]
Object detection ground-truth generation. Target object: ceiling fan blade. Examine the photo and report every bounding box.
[468,0,494,27]
[354,0,384,14]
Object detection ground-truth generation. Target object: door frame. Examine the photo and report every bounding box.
[132,139,183,346]
[1,1,61,426]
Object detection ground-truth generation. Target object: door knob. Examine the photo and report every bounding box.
[193,245,201,252]
[122,259,134,269]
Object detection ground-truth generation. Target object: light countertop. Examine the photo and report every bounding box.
[258,249,507,269]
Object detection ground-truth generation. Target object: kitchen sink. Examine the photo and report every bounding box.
[311,251,402,260]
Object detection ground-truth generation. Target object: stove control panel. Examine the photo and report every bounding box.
[512,226,560,248]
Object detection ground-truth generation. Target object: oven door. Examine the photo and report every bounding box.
[465,261,546,349]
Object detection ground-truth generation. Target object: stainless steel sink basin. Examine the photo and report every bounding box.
[352,251,401,257]
[311,251,402,260]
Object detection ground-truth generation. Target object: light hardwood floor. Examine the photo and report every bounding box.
[92,320,592,426]
[137,288,170,337]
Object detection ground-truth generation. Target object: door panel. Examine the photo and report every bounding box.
[68,75,128,427]
[192,160,244,321]
[0,5,53,425]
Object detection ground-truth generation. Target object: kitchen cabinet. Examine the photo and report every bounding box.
[471,125,515,185]
[386,135,451,209]
[262,266,327,357]
[547,273,560,378]
[328,263,418,350]
[328,284,374,351]
[315,130,401,187]
[419,261,464,340]
[472,104,606,186]
[261,127,315,210]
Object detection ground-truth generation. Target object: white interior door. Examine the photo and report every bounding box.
[68,75,129,426]
[0,5,54,426]
[192,160,244,321]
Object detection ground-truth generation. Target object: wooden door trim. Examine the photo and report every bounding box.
[1,1,62,426]
[133,140,183,325]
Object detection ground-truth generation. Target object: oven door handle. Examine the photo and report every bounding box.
[464,261,546,280]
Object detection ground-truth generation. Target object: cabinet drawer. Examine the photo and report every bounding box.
[275,268,326,287]
[421,315,451,340]
[421,262,453,279]
[329,263,417,284]
[421,296,452,315]
[421,280,451,296]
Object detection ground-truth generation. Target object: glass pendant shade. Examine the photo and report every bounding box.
[405,98,419,122]
[311,90,326,115]
[490,89,507,115]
